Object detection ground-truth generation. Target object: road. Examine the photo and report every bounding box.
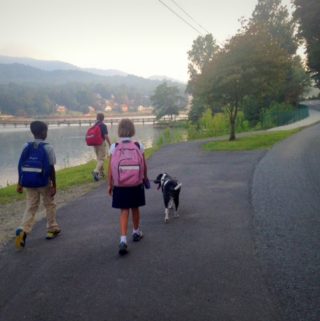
[0,122,319,320]
[253,123,320,321]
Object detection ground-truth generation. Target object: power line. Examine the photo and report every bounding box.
[157,0,203,35]
[168,0,210,34]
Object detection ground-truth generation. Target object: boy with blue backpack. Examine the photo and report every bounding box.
[15,121,61,249]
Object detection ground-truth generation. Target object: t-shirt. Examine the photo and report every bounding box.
[109,138,144,156]
[96,121,108,140]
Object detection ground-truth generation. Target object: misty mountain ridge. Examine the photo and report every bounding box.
[0,55,184,83]
[0,55,79,71]
[0,56,187,117]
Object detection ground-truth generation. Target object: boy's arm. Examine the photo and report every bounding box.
[17,171,23,193]
[105,134,111,147]
[50,165,56,196]
[107,156,113,196]
[16,182,23,193]
[143,154,148,180]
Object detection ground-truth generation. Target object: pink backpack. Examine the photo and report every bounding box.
[86,124,104,146]
[111,141,145,187]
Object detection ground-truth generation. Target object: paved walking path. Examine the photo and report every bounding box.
[1,142,279,321]
[0,101,319,321]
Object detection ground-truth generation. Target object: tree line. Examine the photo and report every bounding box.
[151,0,319,140]
[0,64,186,117]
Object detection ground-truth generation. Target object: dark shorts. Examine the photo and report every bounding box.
[112,184,146,209]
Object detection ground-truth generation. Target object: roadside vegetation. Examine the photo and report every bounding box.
[203,129,300,151]
[0,129,185,205]
[0,121,305,205]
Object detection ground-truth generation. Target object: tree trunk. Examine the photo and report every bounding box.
[229,118,236,141]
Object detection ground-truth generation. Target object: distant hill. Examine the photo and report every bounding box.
[149,75,184,83]
[84,68,128,77]
[0,56,187,117]
[0,55,129,77]
[0,63,107,85]
[0,63,186,92]
[0,55,79,71]
[0,55,185,84]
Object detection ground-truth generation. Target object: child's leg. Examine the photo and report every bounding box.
[20,188,40,233]
[120,209,130,239]
[131,207,140,230]
[94,144,106,174]
[119,209,130,255]
[132,208,143,242]
[41,186,59,233]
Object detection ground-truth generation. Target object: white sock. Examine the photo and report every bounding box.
[133,228,140,235]
[120,236,127,244]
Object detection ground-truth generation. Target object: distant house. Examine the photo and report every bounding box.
[138,105,153,113]
[105,105,113,112]
[0,113,13,119]
[88,106,96,113]
[121,104,129,113]
[137,105,145,112]
[56,105,67,114]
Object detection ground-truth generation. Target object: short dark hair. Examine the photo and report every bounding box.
[96,113,105,121]
[30,121,48,137]
[118,119,135,137]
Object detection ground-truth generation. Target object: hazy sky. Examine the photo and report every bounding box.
[0,0,292,82]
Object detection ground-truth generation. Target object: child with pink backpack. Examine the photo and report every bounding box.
[108,119,149,255]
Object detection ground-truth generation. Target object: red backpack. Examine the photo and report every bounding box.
[85,124,104,146]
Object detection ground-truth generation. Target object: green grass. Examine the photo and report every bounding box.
[0,147,158,205]
[0,129,300,204]
[0,184,24,204]
[203,129,300,151]
[0,160,98,204]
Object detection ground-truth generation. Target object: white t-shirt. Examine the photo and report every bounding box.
[109,137,144,156]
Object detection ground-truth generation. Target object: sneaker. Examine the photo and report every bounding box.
[132,231,143,242]
[92,171,100,182]
[15,228,27,249]
[118,242,128,255]
[99,172,105,179]
[46,229,61,240]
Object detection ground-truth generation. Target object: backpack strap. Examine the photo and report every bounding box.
[115,141,140,149]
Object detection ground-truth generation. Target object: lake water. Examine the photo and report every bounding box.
[0,123,164,188]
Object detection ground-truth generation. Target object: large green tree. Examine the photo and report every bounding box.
[198,28,291,140]
[187,34,219,121]
[293,0,320,87]
[187,34,219,79]
[150,82,183,119]
[250,0,298,55]
[187,0,309,136]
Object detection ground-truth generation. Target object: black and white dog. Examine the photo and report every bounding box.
[154,173,182,223]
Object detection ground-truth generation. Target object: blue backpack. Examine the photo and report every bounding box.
[18,142,52,188]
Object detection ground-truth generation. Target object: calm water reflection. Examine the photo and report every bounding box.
[0,124,163,187]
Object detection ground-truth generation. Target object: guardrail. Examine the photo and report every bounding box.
[0,114,188,128]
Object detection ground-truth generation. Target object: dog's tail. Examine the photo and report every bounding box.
[174,183,182,191]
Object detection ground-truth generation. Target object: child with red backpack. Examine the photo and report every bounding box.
[86,113,111,181]
[108,118,149,255]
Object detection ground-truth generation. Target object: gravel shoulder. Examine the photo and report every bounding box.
[0,182,102,248]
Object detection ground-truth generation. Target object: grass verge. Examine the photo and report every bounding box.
[0,128,300,204]
[203,129,300,151]
[0,147,159,205]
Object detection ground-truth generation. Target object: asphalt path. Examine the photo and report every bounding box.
[0,124,319,321]
[253,123,320,321]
